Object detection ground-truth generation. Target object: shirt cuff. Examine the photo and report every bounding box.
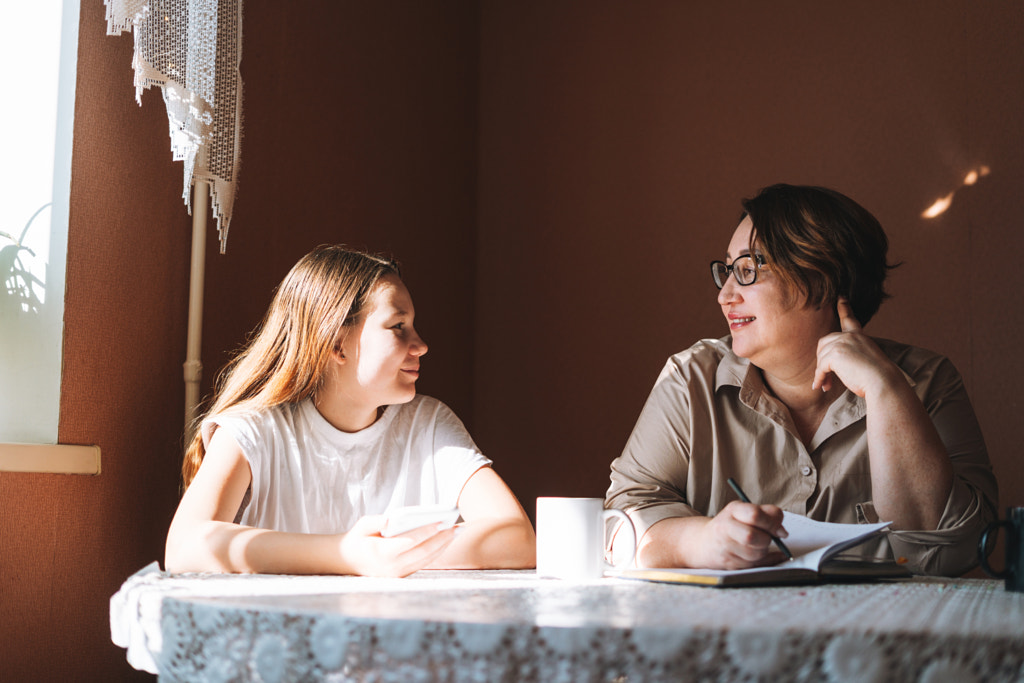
[884,480,993,576]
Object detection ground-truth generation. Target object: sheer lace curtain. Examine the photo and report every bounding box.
[105,0,243,252]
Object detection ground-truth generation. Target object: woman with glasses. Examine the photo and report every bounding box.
[605,184,997,576]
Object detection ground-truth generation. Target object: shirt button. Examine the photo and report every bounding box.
[800,466,812,476]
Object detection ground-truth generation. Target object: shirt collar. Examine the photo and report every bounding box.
[714,337,753,392]
[713,335,917,393]
[712,335,918,433]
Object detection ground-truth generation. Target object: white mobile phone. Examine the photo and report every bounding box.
[381,504,460,537]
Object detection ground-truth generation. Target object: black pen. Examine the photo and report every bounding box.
[726,477,794,561]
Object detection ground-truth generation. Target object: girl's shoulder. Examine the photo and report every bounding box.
[400,393,448,411]
[387,395,476,445]
[206,401,296,428]
[200,401,302,448]
[388,394,460,425]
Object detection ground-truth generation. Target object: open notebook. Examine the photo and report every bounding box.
[613,512,910,587]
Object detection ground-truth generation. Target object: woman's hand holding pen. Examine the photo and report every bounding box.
[337,515,456,578]
[636,503,788,569]
[692,502,789,570]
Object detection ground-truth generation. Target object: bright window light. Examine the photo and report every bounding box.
[0,0,78,443]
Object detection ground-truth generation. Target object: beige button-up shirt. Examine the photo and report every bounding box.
[605,337,998,576]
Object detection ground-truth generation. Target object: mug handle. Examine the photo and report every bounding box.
[978,520,1011,579]
[603,508,637,569]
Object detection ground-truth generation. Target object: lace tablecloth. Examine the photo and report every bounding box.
[111,563,1024,682]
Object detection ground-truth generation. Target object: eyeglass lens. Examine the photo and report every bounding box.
[711,255,758,289]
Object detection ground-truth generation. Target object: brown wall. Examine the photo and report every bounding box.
[200,2,481,424]
[2,1,1022,680]
[475,2,1024,521]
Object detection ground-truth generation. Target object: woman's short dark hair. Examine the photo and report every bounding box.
[741,184,897,326]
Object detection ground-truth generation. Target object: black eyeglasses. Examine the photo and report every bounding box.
[710,254,766,289]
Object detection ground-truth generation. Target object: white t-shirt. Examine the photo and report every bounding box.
[201,395,491,534]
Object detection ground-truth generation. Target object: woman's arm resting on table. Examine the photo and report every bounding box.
[814,300,953,531]
[634,501,787,569]
[164,429,454,577]
[428,466,536,569]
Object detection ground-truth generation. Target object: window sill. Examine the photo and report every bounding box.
[0,443,101,474]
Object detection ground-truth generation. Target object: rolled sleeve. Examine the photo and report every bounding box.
[607,469,702,544]
[606,352,707,548]
[888,476,996,576]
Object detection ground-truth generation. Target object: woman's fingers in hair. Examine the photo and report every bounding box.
[836,297,862,333]
[813,298,865,392]
[815,303,900,399]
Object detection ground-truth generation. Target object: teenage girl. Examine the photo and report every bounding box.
[165,246,536,576]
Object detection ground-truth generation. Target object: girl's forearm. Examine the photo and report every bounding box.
[165,520,343,575]
[428,517,536,569]
[167,516,458,577]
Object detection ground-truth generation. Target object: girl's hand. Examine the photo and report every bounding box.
[813,298,899,398]
[337,515,456,577]
[691,501,788,570]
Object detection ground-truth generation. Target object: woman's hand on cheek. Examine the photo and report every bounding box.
[337,515,455,577]
[812,298,896,398]
[693,501,788,570]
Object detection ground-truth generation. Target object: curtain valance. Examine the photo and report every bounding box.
[106,0,242,252]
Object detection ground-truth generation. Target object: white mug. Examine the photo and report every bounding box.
[536,497,637,580]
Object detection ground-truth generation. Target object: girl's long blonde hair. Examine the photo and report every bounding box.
[181,246,400,487]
